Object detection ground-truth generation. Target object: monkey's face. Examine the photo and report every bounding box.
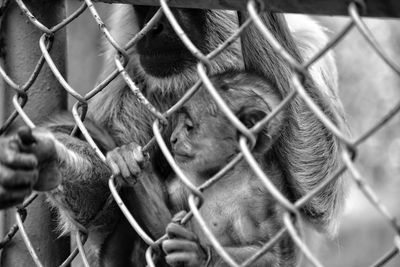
[170,106,238,177]
[134,6,209,78]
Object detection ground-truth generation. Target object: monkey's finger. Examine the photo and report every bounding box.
[0,165,38,189]
[0,141,38,170]
[23,128,58,162]
[0,187,32,200]
[106,152,137,186]
[119,149,141,177]
[106,149,131,177]
[112,151,131,178]
[131,144,145,165]
[166,223,198,241]
[34,161,62,191]
[105,155,121,177]
[6,153,38,170]
[0,186,32,208]
[17,126,36,146]
[162,239,199,254]
[171,210,187,223]
[165,252,200,267]
[0,198,26,209]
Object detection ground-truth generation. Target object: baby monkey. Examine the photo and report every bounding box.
[162,71,292,267]
[106,71,292,266]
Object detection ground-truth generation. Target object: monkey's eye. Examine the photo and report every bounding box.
[184,118,194,131]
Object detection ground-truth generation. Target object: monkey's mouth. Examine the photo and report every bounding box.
[173,152,195,163]
[139,51,196,78]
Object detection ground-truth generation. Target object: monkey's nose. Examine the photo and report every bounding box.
[170,135,177,145]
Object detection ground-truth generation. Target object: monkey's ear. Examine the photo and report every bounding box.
[237,108,265,129]
[237,108,272,153]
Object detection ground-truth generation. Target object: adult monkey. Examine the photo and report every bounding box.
[0,3,345,266]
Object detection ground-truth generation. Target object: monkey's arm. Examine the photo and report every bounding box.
[46,132,116,231]
[163,222,282,267]
[125,164,172,239]
[206,245,279,267]
[106,142,172,238]
[0,117,117,231]
[44,115,119,231]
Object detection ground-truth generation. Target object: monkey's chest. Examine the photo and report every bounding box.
[196,191,255,245]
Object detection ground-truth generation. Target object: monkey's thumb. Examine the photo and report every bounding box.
[17,126,61,191]
[33,161,62,191]
[17,126,36,146]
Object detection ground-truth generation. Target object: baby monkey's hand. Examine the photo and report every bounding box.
[106,142,146,186]
[163,212,208,267]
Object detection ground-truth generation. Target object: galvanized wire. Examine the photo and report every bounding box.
[0,0,399,266]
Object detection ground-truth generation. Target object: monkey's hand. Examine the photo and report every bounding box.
[163,222,208,267]
[106,142,145,186]
[0,127,61,209]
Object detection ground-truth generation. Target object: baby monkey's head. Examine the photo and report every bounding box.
[170,71,286,177]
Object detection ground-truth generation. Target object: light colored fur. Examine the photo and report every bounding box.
[91,6,343,231]
[49,5,345,266]
[239,11,344,233]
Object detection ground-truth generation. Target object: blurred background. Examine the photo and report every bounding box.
[3,1,400,266]
[309,16,400,267]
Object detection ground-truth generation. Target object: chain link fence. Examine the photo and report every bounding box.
[0,0,400,266]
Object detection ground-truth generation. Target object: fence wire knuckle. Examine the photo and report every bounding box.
[0,0,399,266]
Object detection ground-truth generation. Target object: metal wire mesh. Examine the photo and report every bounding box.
[0,0,399,266]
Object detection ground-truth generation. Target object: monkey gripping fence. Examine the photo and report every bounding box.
[0,0,400,266]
